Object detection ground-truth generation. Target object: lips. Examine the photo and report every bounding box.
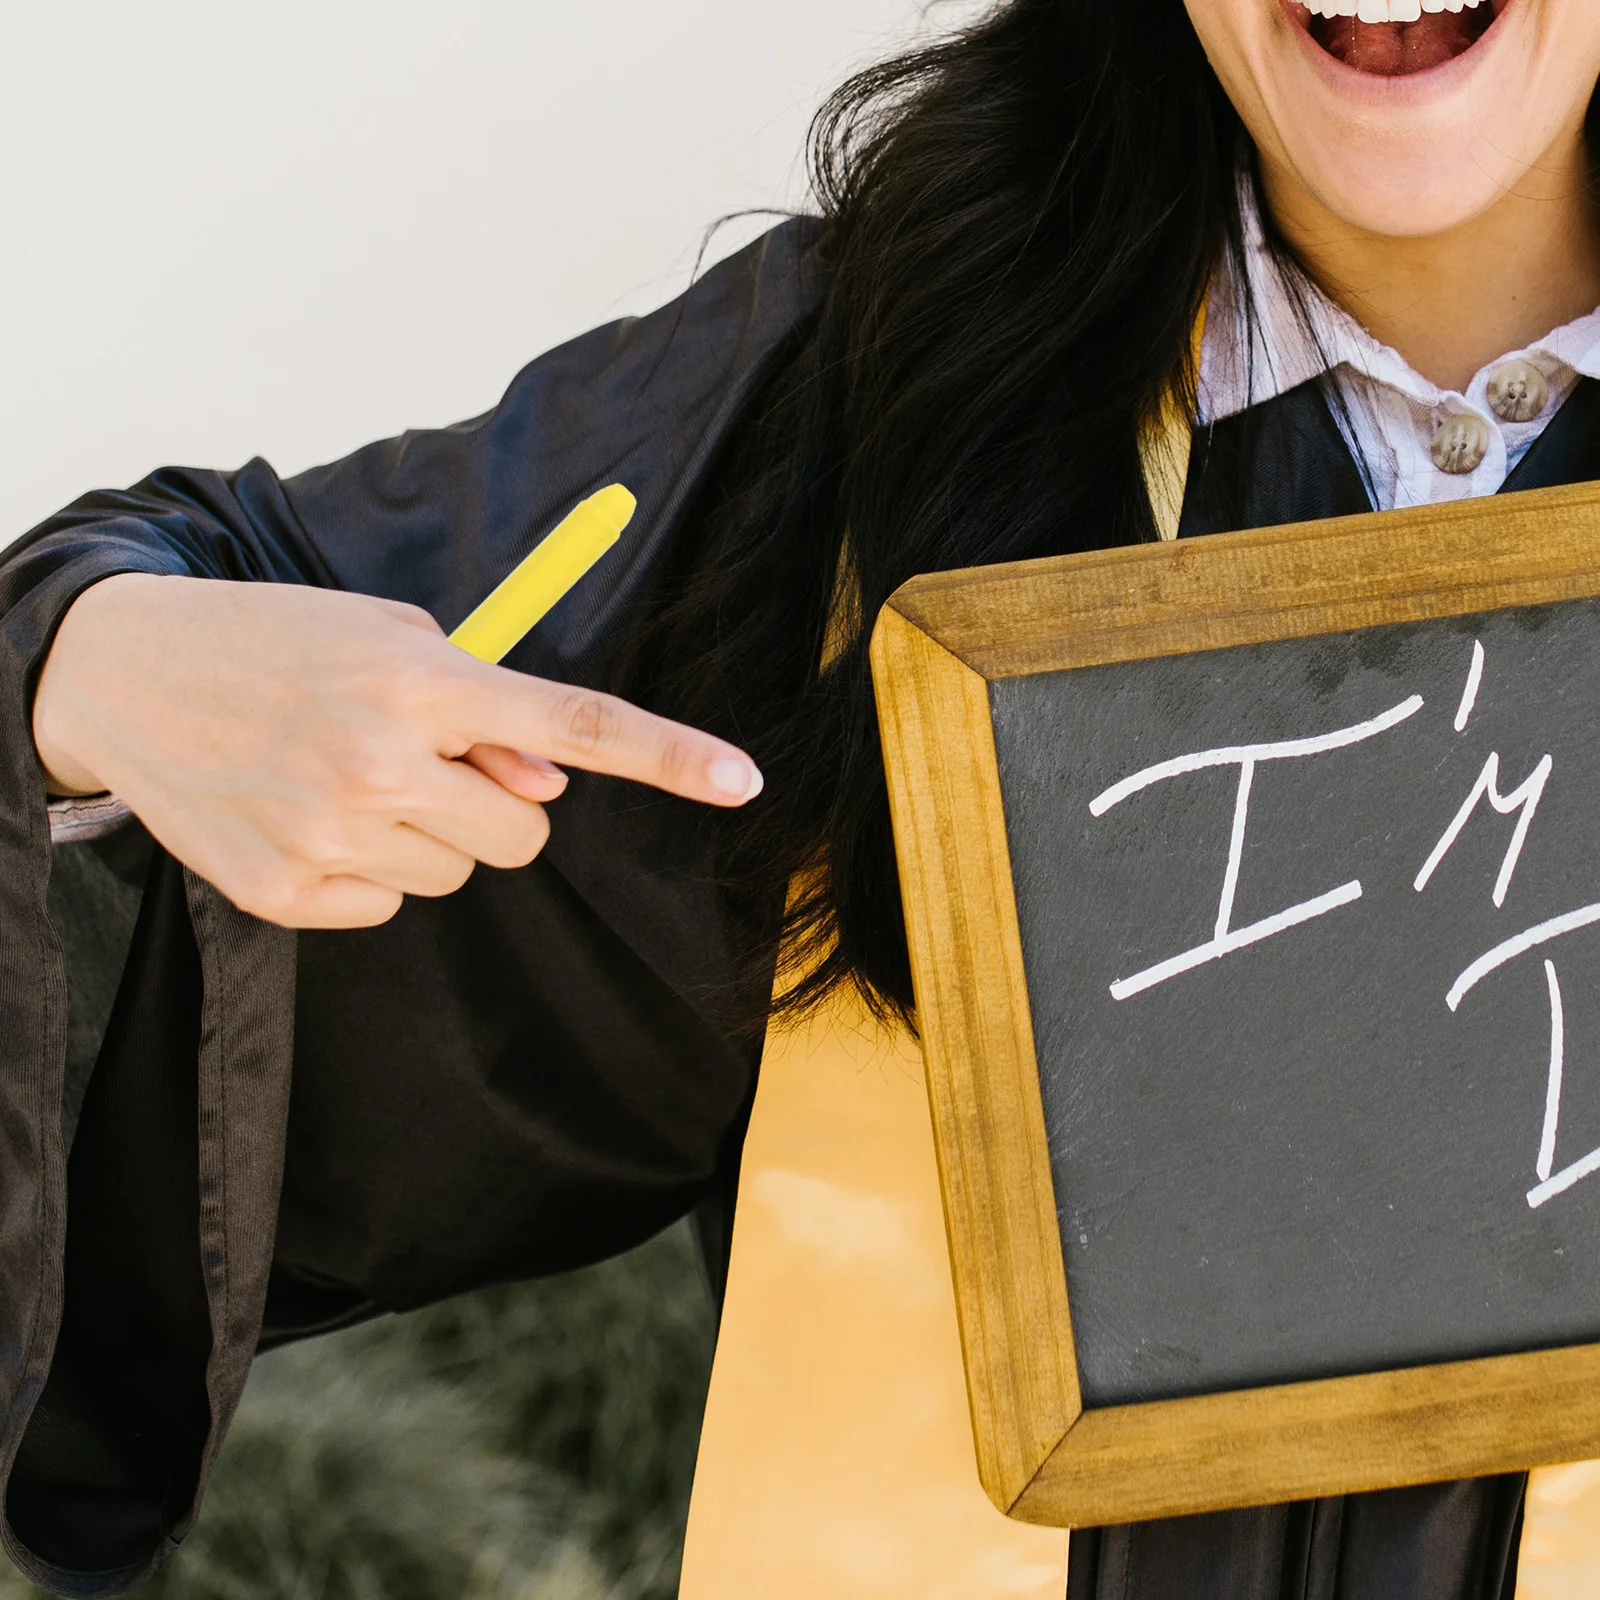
[1291,0,1505,76]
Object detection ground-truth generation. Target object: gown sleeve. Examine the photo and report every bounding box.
[0,219,822,1597]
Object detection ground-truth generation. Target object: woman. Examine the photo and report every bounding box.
[4,0,1598,1593]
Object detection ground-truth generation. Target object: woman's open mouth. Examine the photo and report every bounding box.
[1290,0,1508,77]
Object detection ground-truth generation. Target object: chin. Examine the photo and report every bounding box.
[1283,144,1527,239]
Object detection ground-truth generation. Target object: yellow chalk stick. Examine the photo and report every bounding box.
[449,484,636,665]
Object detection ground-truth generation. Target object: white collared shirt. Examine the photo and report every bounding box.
[1198,185,1600,513]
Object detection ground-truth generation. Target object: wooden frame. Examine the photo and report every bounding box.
[869,481,1600,1528]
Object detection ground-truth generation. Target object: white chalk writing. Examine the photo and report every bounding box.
[1092,697,1424,1002]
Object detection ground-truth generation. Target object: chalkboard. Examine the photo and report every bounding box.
[871,482,1600,1530]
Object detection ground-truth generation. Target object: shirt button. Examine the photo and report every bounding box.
[1431,413,1491,476]
[1486,359,1550,424]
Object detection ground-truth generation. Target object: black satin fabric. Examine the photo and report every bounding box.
[1066,1477,1527,1600]
[1178,370,1600,539]
[0,222,821,1593]
[0,221,1594,1594]
[1068,374,1600,1600]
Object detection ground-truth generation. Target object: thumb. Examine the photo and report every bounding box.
[465,743,570,800]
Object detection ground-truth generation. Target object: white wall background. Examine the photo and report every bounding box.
[0,2,972,543]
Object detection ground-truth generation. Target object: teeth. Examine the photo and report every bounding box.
[1295,0,1482,15]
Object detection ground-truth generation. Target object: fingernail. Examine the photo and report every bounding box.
[709,758,763,802]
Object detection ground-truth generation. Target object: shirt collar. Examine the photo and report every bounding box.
[1197,178,1600,425]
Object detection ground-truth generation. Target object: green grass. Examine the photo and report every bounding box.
[2,1225,715,1600]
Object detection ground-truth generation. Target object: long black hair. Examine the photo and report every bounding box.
[618,0,1260,1028]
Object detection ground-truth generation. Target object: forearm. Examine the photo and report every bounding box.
[6,456,339,784]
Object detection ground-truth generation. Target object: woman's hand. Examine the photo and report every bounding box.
[32,573,764,929]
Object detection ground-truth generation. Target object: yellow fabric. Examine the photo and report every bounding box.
[1139,302,1207,543]
[448,485,634,663]
[679,985,1068,1598]
[1518,1465,1600,1597]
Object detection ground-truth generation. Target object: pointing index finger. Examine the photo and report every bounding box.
[455,667,764,807]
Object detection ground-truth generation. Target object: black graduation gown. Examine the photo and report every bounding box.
[0,220,823,1596]
[0,216,1591,1597]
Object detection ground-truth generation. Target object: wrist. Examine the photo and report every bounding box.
[34,699,106,800]
[31,573,156,797]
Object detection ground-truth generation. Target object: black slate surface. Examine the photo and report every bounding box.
[991,599,1600,1409]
